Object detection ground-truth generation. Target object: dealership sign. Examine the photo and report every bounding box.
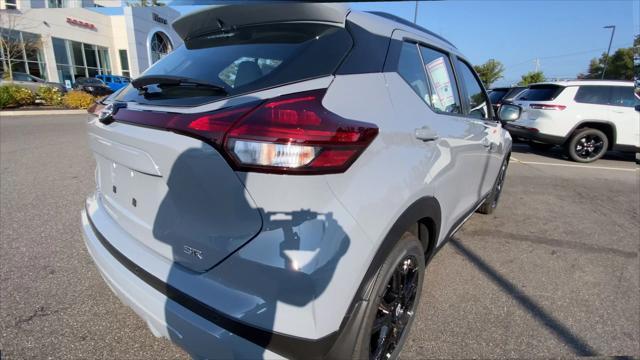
[66,17,97,30]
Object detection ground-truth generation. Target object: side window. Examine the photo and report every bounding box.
[396,42,430,105]
[13,73,31,81]
[454,58,490,119]
[609,86,639,107]
[574,86,611,105]
[419,46,461,114]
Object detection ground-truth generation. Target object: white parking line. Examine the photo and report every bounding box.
[511,157,638,172]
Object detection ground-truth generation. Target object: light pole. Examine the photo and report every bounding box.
[602,25,615,79]
[413,1,419,24]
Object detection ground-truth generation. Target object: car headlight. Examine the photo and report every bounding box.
[86,86,95,91]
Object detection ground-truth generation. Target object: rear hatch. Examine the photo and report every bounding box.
[513,84,566,121]
[87,6,353,272]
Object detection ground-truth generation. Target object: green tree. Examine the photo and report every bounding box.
[577,47,634,80]
[473,59,505,88]
[518,71,545,86]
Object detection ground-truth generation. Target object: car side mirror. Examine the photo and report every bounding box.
[635,104,640,112]
[498,103,522,122]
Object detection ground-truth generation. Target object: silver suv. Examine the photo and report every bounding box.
[82,4,512,359]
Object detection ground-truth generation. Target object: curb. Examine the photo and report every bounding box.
[0,109,88,116]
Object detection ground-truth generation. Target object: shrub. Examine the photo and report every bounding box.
[12,86,36,106]
[63,90,95,109]
[0,85,35,109]
[0,86,16,109]
[36,86,64,106]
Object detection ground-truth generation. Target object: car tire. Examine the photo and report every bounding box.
[478,154,510,215]
[529,141,554,151]
[567,128,608,163]
[352,233,425,360]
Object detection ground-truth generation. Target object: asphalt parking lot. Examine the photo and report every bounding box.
[1,114,638,359]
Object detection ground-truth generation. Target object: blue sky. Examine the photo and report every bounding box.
[172,1,639,87]
[349,1,638,86]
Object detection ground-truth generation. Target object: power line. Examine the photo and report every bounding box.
[505,42,632,68]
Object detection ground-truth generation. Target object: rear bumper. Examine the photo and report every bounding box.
[504,124,566,145]
[81,208,284,359]
[81,191,364,359]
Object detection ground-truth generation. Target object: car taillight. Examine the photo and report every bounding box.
[113,104,258,147]
[224,89,378,174]
[111,89,378,175]
[529,104,566,110]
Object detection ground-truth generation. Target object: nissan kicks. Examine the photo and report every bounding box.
[82,4,513,359]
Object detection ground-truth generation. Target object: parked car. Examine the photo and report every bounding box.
[81,4,512,359]
[95,74,130,92]
[505,80,639,162]
[0,71,66,93]
[488,86,527,116]
[73,77,113,96]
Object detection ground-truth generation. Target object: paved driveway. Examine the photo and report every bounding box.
[1,115,638,359]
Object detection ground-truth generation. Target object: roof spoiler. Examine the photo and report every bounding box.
[172,3,349,41]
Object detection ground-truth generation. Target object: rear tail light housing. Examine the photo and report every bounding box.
[110,89,378,175]
[529,103,566,110]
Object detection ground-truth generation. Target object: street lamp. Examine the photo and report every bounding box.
[602,25,616,79]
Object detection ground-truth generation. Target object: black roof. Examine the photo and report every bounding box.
[367,11,456,48]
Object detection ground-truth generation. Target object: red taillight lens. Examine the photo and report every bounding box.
[224,89,378,174]
[113,104,258,147]
[529,104,566,110]
[111,89,378,175]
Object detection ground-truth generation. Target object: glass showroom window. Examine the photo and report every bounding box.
[119,49,130,77]
[0,28,47,79]
[52,37,110,85]
[149,31,172,64]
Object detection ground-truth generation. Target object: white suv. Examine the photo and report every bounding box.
[505,80,639,162]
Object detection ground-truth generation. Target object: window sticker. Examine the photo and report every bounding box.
[425,57,455,111]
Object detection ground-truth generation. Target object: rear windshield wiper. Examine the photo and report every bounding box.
[131,75,227,94]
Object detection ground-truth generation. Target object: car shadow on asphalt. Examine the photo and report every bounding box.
[511,143,637,163]
[449,237,598,356]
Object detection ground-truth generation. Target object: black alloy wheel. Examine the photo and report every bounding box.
[370,255,420,360]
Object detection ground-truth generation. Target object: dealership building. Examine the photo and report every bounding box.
[0,0,183,87]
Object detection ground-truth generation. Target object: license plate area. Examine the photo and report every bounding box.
[96,153,165,228]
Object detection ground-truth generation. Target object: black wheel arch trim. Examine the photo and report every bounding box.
[569,120,617,147]
[326,196,442,358]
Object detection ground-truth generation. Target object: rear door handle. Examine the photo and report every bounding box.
[415,127,439,142]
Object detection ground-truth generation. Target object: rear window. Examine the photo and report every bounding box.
[116,23,352,106]
[503,87,526,101]
[489,89,508,104]
[517,85,564,101]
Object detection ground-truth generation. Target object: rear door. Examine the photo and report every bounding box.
[453,56,503,197]
[608,86,640,147]
[412,41,487,232]
[572,85,612,126]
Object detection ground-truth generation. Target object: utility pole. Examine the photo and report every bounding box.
[602,25,616,79]
[413,1,419,24]
[534,58,540,72]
